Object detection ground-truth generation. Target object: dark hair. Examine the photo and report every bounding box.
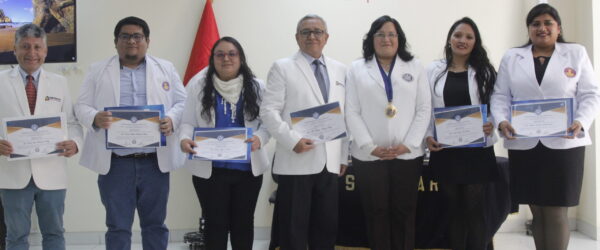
[362,15,413,62]
[113,16,150,42]
[201,37,261,122]
[524,3,566,45]
[435,17,497,106]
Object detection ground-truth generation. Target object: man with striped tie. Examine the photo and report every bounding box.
[0,24,82,250]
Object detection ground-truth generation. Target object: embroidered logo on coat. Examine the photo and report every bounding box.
[45,96,62,102]
[162,82,170,91]
[564,67,576,78]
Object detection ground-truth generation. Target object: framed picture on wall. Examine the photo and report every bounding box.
[0,0,76,64]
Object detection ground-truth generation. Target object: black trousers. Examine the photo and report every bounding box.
[193,168,263,250]
[353,157,423,250]
[275,168,338,250]
[0,199,4,250]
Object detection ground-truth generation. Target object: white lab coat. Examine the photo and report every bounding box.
[0,67,82,190]
[345,56,431,161]
[75,55,187,174]
[490,43,600,150]
[425,60,497,147]
[180,70,271,178]
[260,52,348,175]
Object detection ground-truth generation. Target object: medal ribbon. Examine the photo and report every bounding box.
[376,58,396,104]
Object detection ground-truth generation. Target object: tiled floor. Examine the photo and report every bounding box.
[29,232,597,250]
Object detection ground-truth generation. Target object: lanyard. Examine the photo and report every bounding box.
[376,58,396,103]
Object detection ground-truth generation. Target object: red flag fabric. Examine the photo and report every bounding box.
[183,0,220,85]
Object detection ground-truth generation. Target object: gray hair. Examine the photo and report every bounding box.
[296,14,328,33]
[15,24,47,45]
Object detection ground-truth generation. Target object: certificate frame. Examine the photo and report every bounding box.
[290,101,347,144]
[3,113,67,161]
[509,98,574,139]
[189,127,252,163]
[433,104,487,148]
[104,104,166,149]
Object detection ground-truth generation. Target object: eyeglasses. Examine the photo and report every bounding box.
[298,29,325,38]
[214,51,239,60]
[374,32,399,39]
[118,33,145,42]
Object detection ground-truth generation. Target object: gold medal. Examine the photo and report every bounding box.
[385,102,397,118]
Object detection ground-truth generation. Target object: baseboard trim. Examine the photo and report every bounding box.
[28,227,272,245]
[576,219,598,240]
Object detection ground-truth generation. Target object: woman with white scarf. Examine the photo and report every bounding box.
[180,37,271,250]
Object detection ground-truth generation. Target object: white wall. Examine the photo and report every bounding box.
[1,0,593,238]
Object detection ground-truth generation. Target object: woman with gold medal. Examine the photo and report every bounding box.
[345,15,431,250]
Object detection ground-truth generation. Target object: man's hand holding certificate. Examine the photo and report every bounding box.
[509,98,574,138]
[290,102,347,144]
[2,114,68,160]
[104,105,167,149]
[433,104,487,148]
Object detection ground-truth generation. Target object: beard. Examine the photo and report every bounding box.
[125,54,140,61]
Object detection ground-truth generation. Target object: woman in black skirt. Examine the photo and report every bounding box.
[425,17,497,249]
[490,4,600,250]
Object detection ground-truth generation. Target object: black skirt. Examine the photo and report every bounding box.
[508,142,585,206]
[429,146,497,184]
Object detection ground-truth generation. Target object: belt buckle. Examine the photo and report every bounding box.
[132,153,147,158]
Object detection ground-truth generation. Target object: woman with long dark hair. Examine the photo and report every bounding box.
[345,15,431,250]
[180,36,271,250]
[425,17,498,249]
[491,4,600,249]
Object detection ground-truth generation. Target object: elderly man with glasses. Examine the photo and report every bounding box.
[75,16,186,250]
[261,14,348,250]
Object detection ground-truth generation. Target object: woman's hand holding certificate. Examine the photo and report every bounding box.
[509,98,574,138]
[433,105,487,148]
[188,128,252,163]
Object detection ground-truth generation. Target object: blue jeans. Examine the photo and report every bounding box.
[0,179,66,250]
[98,154,169,250]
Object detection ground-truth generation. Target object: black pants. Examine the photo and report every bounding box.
[353,157,423,250]
[0,199,4,250]
[275,168,338,250]
[193,168,263,250]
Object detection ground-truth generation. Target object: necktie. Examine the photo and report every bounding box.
[312,60,328,103]
[25,75,36,114]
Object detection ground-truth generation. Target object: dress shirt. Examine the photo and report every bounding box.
[114,60,155,156]
[18,66,41,88]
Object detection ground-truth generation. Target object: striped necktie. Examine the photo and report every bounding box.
[312,60,328,103]
[25,75,36,114]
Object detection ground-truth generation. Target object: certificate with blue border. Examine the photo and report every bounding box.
[189,127,252,163]
[290,102,347,143]
[104,105,166,149]
[510,98,573,138]
[3,113,67,161]
[434,104,487,148]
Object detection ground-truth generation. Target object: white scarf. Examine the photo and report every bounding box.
[213,74,243,122]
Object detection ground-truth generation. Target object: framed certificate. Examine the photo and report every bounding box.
[434,104,487,148]
[189,127,252,163]
[510,98,574,138]
[290,102,347,143]
[3,113,67,161]
[104,105,166,149]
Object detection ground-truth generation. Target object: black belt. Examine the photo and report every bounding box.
[111,152,157,159]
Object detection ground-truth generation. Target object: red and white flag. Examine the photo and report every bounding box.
[183,0,220,86]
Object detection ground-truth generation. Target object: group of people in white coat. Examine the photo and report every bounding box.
[0,3,599,250]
